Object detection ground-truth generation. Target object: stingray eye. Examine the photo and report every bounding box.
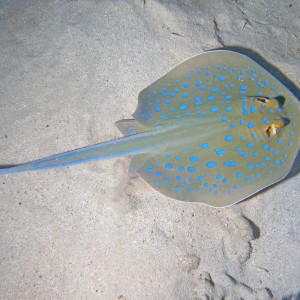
[265,118,290,138]
[266,124,277,137]
[256,96,269,104]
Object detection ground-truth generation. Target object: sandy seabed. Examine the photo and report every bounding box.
[0,1,299,299]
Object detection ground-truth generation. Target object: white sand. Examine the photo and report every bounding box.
[0,0,299,299]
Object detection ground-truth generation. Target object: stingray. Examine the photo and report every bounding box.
[1,50,299,207]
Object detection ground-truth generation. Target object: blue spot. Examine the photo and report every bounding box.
[183,83,189,88]
[194,96,202,101]
[226,107,232,112]
[176,176,181,181]
[195,81,201,86]
[277,139,282,144]
[155,106,160,112]
[200,86,206,90]
[175,156,181,160]
[262,144,268,150]
[204,183,209,188]
[211,87,219,92]
[146,168,151,174]
[165,99,170,104]
[165,154,171,159]
[224,161,237,167]
[201,143,209,149]
[178,166,184,171]
[155,98,160,103]
[222,178,228,184]
[197,176,203,181]
[211,107,219,113]
[248,122,255,129]
[257,81,263,88]
[174,88,179,93]
[273,150,279,155]
[240,151,248,157]
[160,114,169,119]
[240,136,246,141]
[230,123,236,128]
[182,93,188,98]
[250,106,257,113]
[164,178,169,184]
[156,171,161,177]
[265,156,270,161]
[189,156,199,163]
[165,163,173,169]
[222,116,227,122]
[252,152,259,157]
[225,135,234,142]
[236,172,242,179]
[247,142,255,148]
[269,109,274,114]
[207,95,215,100]
[180,104,188,110]
[215,149,226,155]
[247,164,254,169]
[219,76,226,82]
[206,161,217,168]
[176,186,181,191]
[216,174,222,180]
[187,166,196,172]
[240,86,248,91]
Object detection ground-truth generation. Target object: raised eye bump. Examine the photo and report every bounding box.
[265,117,290,137]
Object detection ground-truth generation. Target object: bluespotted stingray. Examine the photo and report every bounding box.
[1,50,299,207]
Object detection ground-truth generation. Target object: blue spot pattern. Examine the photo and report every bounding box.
[133,51,297,206]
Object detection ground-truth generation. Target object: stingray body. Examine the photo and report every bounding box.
[1,50,299,207]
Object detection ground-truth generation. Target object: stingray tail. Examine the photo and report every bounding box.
[0,130,163,175]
